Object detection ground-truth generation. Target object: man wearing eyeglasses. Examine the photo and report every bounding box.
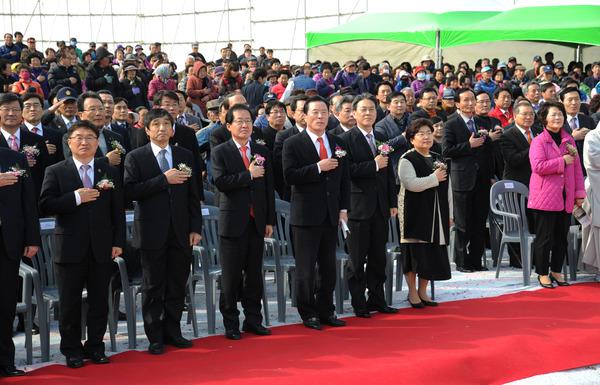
[40,120,125,369]
[21,92,64,166]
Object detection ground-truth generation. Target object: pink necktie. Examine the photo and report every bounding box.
[81,165,93,189]
[9,135,19,151]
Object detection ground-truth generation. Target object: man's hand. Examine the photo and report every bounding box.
[469,133,485,148]
[489,129,502,141]
[23,246,39,258]
[0,172,18,187]
[339,211,348,224]
[563,154,574,165]
[77,188,100,203]
[26,157,36,168]
[106,149,122,166]
[434,168,447,182]
[37,75,45,82]
[249,162,265,179]
[575,198,584,207]
[164,169,189,184]
[111,247,123,259]
[69,77,78,85]
[572,128,590,141]
[48,98,65,113]
[390,208,398,217]
[317,158,338,172]
[188,123,200,132]
[264,225,273,238]
[46,141,57,155]
[375,154,389,169]
[189,232,202,246]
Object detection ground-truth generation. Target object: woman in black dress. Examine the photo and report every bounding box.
[398,118,452,307]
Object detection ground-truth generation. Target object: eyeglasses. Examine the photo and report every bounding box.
[84,107,105,114]
[69,135,98,142]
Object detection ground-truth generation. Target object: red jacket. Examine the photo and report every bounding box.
[488,106,513,127]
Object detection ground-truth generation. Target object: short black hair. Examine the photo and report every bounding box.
[538,100,566,126]
[175,89,187,99]
[0,92,23,109]
[493,87,512,100]
[558,86,579,102]
[77,91,103,112]
[357,61,370,71]
[303,95,329,114]
[455,88,475,103]
[67,120,99,138]
[290,94,308,112]
[375,81,393,95]
[386,91,406,104]
[420,87,438,97]
[97,89,113,98]
[351,93,377,111]
[113,97,128,106]
[405,118,434,142]
[253,68,268,81]
[143,107,174,128]
[265,100,286,115]
[225,104,252,124]
[154,90,179,106]
[22,92,43,105]
[540,82,555,94]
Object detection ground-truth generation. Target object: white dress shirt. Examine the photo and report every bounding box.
[306,129,332,174]
[24,121,43,136]
[357,125,379,171]
[150,141,173,169]
[73,157,95,206]
[1,127,20,146]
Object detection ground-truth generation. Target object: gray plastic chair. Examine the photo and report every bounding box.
[385,217,402,305]
[335,228,350,314]
[489,180,535,286]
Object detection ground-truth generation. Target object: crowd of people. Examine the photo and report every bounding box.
[1,29,600,377]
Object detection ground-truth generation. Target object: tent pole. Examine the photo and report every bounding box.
[575,44,581,63]
[435,29,441,68]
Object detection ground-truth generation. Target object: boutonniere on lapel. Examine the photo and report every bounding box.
[250,154,265,166]
[96,174,115,190]
[8,163,28,177]
[110,140,126,155]
[174,142,179,147]
[477,128,488,138]
[376,141,394,156]
[255,139,266,146]
[177,163,192,177]
[21,145,40,160]
[433,160,448,171]
[334,145,347,158]
[565,143,578,156]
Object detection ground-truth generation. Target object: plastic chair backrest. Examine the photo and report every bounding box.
[490,180,529,236]
[36,218,56,288]
[125,211,134,240]
[274,199,292,256]
[201,205,220,267]
[387,217,400,247]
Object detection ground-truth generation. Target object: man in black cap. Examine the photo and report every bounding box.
[553,61,566,82]
[85,47,120,95]
[46,87,80,134]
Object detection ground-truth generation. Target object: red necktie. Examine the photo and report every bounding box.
[525,129,532,144]
[240,145,254,217]
[31,127,39,135]
[317,137,328,160]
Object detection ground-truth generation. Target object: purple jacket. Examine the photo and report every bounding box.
[528,128,585,213]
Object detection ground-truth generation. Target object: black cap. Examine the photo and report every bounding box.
[533,55,542,62]
[57,87,77,102]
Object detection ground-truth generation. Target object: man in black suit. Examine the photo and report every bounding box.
[442,88,494,272]
[211,104,275,340]
[0,92,49,197]
[474,90,504,180]
[560,86,595,169]
[62,92,126,170]
[132,91,205,200]
[44,87,80,134]
[339,94,398,317]
[39,120,125,368]
[329,95,355,136]
[408,87,448,124]
[273,95,307,199]
[124,108,202,355]
[21,92,64,166]
[108,96,134,153]
[499,101,538,268]
[0,148,39,377]
[260,100,286,154]
[282,95,350,330]
[351,61,382,95]
[209,92,264,150]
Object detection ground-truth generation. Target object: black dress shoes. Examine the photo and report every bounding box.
[225,329,242,340]
[320,315,346,327]
[354,309,372,318]
[66,356,84,369]
[148,342,164,355]
[242,323,272,336]
[456,266,473,273]
[165,336,193,348]
[550,274,570,286]
[472,266,489,272]
[84,351,110,364]
[368,305,399,314]
[302,317,322,330]
[0,364,25,377]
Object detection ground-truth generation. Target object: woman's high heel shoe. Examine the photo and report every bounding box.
[407,296,425,309]
[419,296,438,307]
[549,274,570,286]
[537,275,555,289]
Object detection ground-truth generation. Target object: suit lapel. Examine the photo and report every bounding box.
[300,131,321,163]
[143,143,163,175]
[352,128,375,159]
[230,139,248,171]
[65,157,84,189]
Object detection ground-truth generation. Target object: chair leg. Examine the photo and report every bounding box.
[187,278,198,337]
[385,254,393,305]
[262,270,270,327]
[276,268,286,323]
[124,287,136,349]
[25,308,33,365]
[39,300,50,362]
[495,241,506,279]
[108,290,117,352]
[522,239,532,286]
[206,278,216,335]
[430,281,435,301]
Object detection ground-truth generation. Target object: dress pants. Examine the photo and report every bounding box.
[54,247,113,358]
[533,210,570,275]
[219,218,264,331]
[0,233,20,365]
[347,211,388,311]
[452,181,490,269]
[292,223,337,321]
[140,224,191,344]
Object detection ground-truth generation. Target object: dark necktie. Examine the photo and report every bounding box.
[158,149,169,173]
[467,119,476,134]
[366,133,377,156]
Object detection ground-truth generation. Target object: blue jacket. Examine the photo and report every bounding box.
[292,75,316,91]
[0,43,21,63]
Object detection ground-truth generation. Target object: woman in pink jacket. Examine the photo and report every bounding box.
[528,101,585,288]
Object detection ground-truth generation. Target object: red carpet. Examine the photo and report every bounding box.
[7,283,600,385]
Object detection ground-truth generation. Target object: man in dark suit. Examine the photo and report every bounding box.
[260,100,286,155]
[329,95,355,136]
[21,92,64,166]
[124,108,202,355]
[132,91,205,200]
[209,92,264,150]
[408,87,448,124]
[0,93,49,197]
[43,87,80,135]
[39,120,125,368]
[282,95,350,330]
[62,92,126,171]
[560,86,595,169]
[339,94,398,317]
[499,101,539,268]
[474,90,504,180]
[0,148,39,377]
[273,95,307,199]
[442,88,494,272]
[211,104,275,340]
[110,96,134,153]
[351,61,382,95]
